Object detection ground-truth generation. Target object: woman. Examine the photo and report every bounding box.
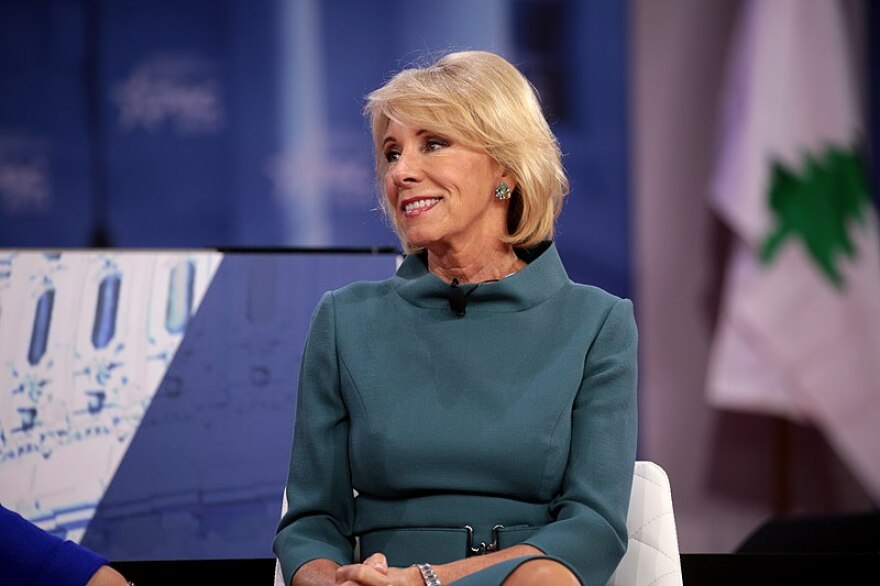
[274,51,637,586]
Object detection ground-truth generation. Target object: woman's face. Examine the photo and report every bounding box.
[382,119,509,253]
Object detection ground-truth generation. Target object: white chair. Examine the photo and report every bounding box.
[274,461,682,586]
[607,461,683,586]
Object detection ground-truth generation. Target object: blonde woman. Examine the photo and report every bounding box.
[274,51,637,586]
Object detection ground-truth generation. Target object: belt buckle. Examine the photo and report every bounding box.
[464,524,504,556]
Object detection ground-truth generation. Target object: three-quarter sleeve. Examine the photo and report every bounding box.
[273,292,355,586]
[524,298,638,586]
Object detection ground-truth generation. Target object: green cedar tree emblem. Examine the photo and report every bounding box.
[760,147,872,288]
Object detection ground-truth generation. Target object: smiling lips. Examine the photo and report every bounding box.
[401,197,441,217]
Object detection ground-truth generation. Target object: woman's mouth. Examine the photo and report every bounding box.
[401,197,441,217]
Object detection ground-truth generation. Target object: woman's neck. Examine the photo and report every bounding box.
[427,242,525,284]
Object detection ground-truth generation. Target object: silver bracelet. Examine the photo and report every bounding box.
[416,563,441,586]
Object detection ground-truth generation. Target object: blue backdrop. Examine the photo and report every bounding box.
[0,0,631,298]
[76,251,398,560]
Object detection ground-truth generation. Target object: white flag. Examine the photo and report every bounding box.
[707,0,880,501]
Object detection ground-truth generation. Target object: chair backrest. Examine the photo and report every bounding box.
[274,460,682,586]
[273,491,287,586]
[607,460,683,586]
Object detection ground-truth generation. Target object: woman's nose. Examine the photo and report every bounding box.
[390,151,422,185]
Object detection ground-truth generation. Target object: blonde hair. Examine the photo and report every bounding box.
[365,50,569,252]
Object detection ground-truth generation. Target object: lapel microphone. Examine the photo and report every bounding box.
[448,278,494,318]
[448,278,468,317]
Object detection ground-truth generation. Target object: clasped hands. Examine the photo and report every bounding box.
[336,553,424,586]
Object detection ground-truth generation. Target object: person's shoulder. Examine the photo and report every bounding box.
[325,275,397,306]
[562,282,636,342]
[564,279,632,311]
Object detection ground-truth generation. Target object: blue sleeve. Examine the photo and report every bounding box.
[523,299,639,586]
[0,504,108,586]
[273,292,355,586]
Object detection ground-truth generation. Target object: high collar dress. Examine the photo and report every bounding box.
[274,242,638,586]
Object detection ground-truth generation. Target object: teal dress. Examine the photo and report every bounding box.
[274,243,638,586]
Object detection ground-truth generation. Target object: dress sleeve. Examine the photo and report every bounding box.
[0,504,107,586]
[523,298,638,586]
[273,292,355,586]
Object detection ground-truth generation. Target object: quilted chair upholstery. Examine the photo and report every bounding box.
[273,461,682,586]
[607,461,683,586]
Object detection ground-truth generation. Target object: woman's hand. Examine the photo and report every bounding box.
[86,565,130,586]
[335,553,422,586]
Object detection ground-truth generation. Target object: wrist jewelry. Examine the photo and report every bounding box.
[416,563,441,586]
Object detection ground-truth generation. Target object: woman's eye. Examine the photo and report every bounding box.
[384,149,400,163]
[425,138,447,151]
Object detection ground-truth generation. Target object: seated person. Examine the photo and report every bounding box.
[273,50,638,586]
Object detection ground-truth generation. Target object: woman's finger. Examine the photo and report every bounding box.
[335,563,392,586]
[362,552,388,573]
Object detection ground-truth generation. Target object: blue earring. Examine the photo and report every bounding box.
[494,182,511,200]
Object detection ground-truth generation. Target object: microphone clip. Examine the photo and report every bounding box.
[449,278,468,318]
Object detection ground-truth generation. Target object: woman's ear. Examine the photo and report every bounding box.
[500,169,518,195]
